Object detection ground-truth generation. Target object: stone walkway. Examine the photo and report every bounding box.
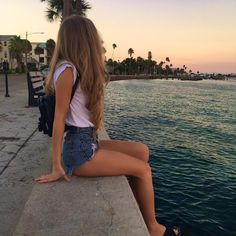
[0,74,149,236]
[0,74,40,174]
[0,74,51,236]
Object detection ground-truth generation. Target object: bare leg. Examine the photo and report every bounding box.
[73,149,166,236]
[98,139,149,162]
[98,140,149,215]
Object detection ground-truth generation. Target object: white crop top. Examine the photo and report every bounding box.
[53,60,94,127]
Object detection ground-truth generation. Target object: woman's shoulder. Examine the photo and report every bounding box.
[55,60,76,74]
[54,60,77,84]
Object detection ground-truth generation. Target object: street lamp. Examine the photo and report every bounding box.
[25,31,44,73]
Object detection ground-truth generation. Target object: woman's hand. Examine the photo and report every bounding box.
[34,165,70,184]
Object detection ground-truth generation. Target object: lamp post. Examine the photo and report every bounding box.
[25,31,44,73]
[3,60,10,97]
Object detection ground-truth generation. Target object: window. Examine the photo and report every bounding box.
[4,52,7,58]
[4,41,7,46]
[39,57,44,63]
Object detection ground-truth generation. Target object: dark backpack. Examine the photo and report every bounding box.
[38,70,80,137]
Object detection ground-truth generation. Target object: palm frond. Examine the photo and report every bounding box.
[80,0,91,15]
[45,8,60,22]
[41,0,91,22]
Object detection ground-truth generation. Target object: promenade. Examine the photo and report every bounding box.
[0,74,149,236]
[0,74,51,235]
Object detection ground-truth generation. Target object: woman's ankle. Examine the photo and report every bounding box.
[147,221,165,231]
[148,222,166,236]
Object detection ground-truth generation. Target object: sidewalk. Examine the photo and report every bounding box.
[0,74,149,236]
[0,74,51,236]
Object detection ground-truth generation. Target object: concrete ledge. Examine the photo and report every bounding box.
[13,131,149,236]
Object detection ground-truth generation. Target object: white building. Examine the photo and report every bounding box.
[0,35,47,70]
[0,35,17,69]
[30,42,47,68]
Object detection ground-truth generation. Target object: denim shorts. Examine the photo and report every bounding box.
[62,126,99,176]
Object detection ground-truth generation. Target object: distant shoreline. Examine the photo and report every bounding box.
[109,75,233,82]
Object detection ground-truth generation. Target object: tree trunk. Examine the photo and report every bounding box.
[76,0,82,15]
[63,0,73,20]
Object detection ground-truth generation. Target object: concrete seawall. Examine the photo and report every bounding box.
[13,130,149,236]
[0,74,149,236]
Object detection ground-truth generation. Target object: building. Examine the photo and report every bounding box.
[0,35,17,69]
[30,42,47,68]
[0,35,47,70]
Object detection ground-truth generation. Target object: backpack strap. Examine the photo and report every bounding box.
[70,70,80,102]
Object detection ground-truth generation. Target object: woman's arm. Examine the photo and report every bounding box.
[35,67,74,183]
[52,67,74,167]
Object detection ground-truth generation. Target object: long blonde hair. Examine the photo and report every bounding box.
[45,15,109,132]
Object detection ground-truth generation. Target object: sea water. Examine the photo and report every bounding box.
[104,79,236,236]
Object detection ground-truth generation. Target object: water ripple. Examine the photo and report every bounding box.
[105,79,236,236]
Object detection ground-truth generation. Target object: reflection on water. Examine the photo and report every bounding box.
[105,79,236,236]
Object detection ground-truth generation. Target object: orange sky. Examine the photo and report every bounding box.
[1,0,236,73]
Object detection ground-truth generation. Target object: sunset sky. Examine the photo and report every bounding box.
[1,0,236,73]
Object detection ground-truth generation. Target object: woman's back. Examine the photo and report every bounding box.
[53,60,94,128]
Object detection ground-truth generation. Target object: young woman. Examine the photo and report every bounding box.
[34,15,180,236]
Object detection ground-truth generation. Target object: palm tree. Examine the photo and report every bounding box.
[128,48,134,58]
[165,64,170,77]
[111,43,117,60]
[9,36,23,66]
[164,57,170,77]
[148,51,152,61]
[183,65,187,72]
[157,61,164,76]
[111,43,117,73]
[176,67,180,77]
[35,45,44,69]
[147,51,152,74]
[46,39,56,64]
[40,0,91,22]
[9,36,31,72]
[137,56,145,74]
[159,61,164,68]
[169,63,173,76]
[22,39,32,54]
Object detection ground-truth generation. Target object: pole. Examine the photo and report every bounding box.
[5,72,10,97]
[3,61,10,97]
[24,31,44,74]
[25,32,28,73]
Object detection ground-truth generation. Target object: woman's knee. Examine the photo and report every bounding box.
[136,163,152,179]
[137,143,149,162]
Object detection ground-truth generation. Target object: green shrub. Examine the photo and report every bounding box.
[40,65,49,71]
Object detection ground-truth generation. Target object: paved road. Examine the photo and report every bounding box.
[0,73,51,236]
